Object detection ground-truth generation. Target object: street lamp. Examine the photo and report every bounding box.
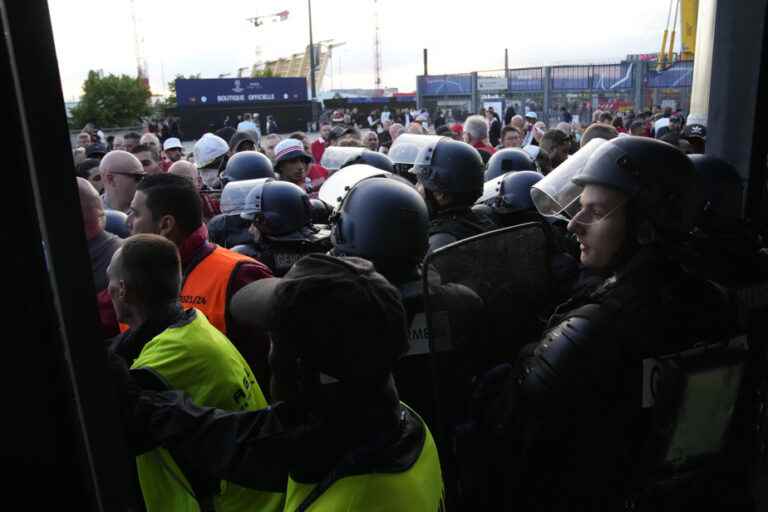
[308,0,317,100]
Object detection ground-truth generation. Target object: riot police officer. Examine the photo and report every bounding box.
[208,151,275,248]
[234,179,331,276]
[483,147,536,183]
[472,136,736,510]
[410,137,497,253]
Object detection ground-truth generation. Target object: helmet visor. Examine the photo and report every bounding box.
[530,138,607,220]
[221,178,270,215]
[318,164,392,211]
[239,178,274,220]
[320,146,365,172]
[388,134,445,166]
[477,174,504,205]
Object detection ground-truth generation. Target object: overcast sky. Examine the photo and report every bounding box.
[49,0,674,101]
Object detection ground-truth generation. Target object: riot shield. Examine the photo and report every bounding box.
[387,133,444,166]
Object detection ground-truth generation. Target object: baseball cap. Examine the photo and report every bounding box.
[273,138,312,167]
[85,142,107,159]
[229,130,260,152]
[681,123,707,140]
[230,254,409,382]
[525,111,538,120]
[193,133,229,169]
[163,137,183,151]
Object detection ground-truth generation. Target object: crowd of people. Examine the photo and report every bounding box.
[70,97,768,511]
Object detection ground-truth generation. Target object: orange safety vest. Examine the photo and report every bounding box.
[179,246,255,335]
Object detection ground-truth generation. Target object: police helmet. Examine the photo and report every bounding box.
[411,138,484,204]
[220,179,267,215]
[221,150,275,186]
[688,154,743,220]
[104,209,130,238]
[310,198,333,225]
[484,148,536,182]
[572,136,699,238]
[331,177,429,267]
[495,170,543,213]
[340,149,394,173]
[241,179,312,236]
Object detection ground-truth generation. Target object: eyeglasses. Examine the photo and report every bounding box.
[569,198,627,225]
[111,172,145,182]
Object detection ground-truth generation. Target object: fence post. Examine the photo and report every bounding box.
[543,66,551,126]
[471,72,479,113]
[633,61,646,113]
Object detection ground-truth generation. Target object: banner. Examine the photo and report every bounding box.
[176,77,308,107]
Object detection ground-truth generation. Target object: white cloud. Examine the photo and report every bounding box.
[49,0,673,100]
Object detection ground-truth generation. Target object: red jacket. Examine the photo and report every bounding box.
[472,140,497,156]
[307,163,329,198]
[311,138,326,164]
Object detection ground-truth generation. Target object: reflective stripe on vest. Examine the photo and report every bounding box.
[180,246,255,335]
[283,409,444,511]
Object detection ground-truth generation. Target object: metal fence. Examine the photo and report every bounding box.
[417,60,694,126]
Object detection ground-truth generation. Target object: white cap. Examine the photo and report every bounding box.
[193,133,229,169]
[525,111,538,120]
[163,137,183,151]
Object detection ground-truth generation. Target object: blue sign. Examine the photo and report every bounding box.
[645,61,693,88]
[508,68,544,92]
[419,75,472,96]
[551,66,591,91]
[176,77,308,107]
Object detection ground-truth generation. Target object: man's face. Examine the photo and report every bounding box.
[264,139,279,162]
[124,138,139,153]
[165,148,182,162]
[278,158,307,184]
[112,137,126,151]
[127,190,159,235]
[567,184,628,271]
[549,143,570,169]
[364,132,378,151]
[320,125,331,140]
[134,150,161,175]
[88,168,104,194]
[502,130,522,148]
[77,133,91,148]
[106,249,129,323]
[107,171,143,210]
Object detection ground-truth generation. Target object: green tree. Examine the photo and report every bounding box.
[165,73,201,108]
[251,68,274,78]
[70,70,152,128]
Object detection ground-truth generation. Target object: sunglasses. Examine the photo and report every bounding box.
[112,172,145,182]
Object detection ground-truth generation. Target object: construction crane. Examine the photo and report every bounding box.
[129,0,149,89]
[373,0,383,93]
[657,0,699,70]
[246,10,290,27]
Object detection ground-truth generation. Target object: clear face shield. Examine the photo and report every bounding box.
[317,164,392,211]
[220,178,271,216]
[388,134,445,170]
[319,146,366,174]
[239,178,275,221]
[530,138,607,222]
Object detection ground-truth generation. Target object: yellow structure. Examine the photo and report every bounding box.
[658,0,699,70]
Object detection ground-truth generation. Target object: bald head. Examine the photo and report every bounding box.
[510,115,525,130]
[100,150,143,176]
[555,122,572,135]
[168,160,201,190]
[77,177,105,240]
[389,123,405,141]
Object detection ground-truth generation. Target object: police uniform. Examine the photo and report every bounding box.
[427,206,497,254]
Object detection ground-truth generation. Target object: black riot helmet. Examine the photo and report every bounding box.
[309,198,333,225]
[494,170,543,213]
[241,179,312,236]
[572,136,699,241]
[688,154,744,220]
[104,209,130,238]
[340,149,395,173]
[331,176,429,271]
[410,137,484,206]
[221,150,275,186]
[484,148,536,182]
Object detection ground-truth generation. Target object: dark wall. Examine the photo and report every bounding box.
[169,101,313,139]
